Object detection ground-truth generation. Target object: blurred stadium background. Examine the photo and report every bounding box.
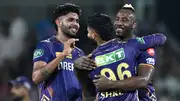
[0,0,179,101]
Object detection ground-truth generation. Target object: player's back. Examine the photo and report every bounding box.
[89,39,140,101]
[89,34,166,101]
[33,36,84,101]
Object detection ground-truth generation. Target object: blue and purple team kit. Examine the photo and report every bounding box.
[137,47,157,101]
[89,34,166,101]
[33,34,165,101]
[33,36,84,101]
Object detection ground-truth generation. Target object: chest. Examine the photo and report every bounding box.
[49,43,78,71]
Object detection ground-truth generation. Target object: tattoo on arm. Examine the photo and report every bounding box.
[40,68,51,78]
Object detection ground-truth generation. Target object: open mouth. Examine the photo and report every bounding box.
[115,27,124,34]
[70,28,77,32]
[115,25,124,32]
[116,28,123,32]
[70,26,78,33]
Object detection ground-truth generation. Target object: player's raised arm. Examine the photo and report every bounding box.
[134,33,167,50]
[32,38,78,84]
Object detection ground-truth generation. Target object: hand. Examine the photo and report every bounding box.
[62,38,79,56]
[93,75,113,92]
[74,55,96,70]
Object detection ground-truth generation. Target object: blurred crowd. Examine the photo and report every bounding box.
[0,0,179,101]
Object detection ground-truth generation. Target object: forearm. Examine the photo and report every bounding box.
[33,54,66,84]
[111,76,149,91]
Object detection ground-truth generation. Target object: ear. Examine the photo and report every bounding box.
[93,32,100,40]
[55,19,61,27]
[92,33,96,39]
[132,22,137,29]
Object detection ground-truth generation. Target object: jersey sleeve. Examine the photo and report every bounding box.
[33,42,51,63]
[137,48,156,67]
[135,33,167,50]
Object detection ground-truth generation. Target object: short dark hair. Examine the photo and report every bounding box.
[87,13,116,41]
[52,3,81,31]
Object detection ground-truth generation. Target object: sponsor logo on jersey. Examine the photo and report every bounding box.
[56,52,72,59]
[147,48,155,56]
[146,58,155,65]
[100,90,124,99]
[95,48,125,66]
[59,61,74,71]
[33,49,44,59]
[136,37,145,44]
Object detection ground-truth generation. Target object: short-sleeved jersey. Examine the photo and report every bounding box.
[88,34,166,101]
[137,48,157,101]
[33,36,84,101]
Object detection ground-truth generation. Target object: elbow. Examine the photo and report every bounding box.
[161,34,167,44]
[140,77,149,88]
[32,73,41,85]
[158,33,167,45]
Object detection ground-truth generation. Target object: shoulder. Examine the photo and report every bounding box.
[74,46,85,57]
[130,37,145,44]
[36,37,54,48]
[140,48,156,57]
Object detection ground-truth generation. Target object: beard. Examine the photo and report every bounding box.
[116,27,132,40]
[61,22,77,38]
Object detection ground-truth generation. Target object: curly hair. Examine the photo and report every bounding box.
[52,3,81,31]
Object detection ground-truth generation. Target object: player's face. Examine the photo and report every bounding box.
[114,9,136,38]
[58,12,80,38]
[10,85,26,97]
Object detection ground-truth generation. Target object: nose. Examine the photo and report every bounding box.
[115,20,122,26]
[72,22,79,28]
[114,22,122,29]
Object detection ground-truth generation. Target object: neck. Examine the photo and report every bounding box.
[22,95,30,101]
[120,33,135,41]
[96,38,106,46]
[56,30,69,43]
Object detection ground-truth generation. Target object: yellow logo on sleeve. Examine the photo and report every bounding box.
[56,52,72,59]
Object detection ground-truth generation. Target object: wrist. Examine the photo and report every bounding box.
[58,52,67,58]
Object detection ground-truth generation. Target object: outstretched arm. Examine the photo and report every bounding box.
[135,33,167,50]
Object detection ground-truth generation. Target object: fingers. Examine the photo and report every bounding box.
[78,56,96,70]
[93,75,103,83]
[68,38,79,43]
[82,59,96,69]
[87,54,92,58]
[93,79,98,83]
[95,75,104,78]
[81,63,93,70]
[66,38,79,47]
[64,39,79,48]
[84,57,97,67]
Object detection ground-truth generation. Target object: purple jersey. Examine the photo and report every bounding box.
[137,48,157,101]
[33,36,84,101]
[89,34,166,101]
